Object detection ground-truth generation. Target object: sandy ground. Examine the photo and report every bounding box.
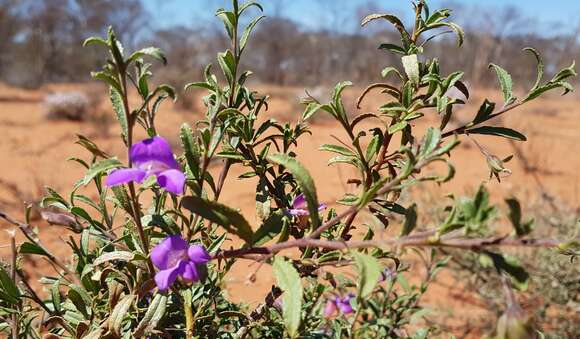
[0,82,578,336]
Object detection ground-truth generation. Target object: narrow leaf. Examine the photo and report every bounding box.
[353,252,382,298]
[273,257,302,337]
[467,126,527,141]
[133,294,167,337]
[489,63,514,106]
[181,196,253,243]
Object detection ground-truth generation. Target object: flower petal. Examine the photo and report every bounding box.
[181,262,200,282]
[151,235,189,270]
[105,168,147,187]
[130,136,179,170]
[188,245,211,264]
[323,299,338,318]
[154,261,186,291]
[337,294,355,314]
[287,208,310,216]
[292,193,307,209]
[318,203,327,211]
[157,169,186,195]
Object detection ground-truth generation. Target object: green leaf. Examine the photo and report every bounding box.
[353,252,382,298]
[466,126,526,141]
[93,251,135,266]
[400,203,417,236]
[181,196,253,243]
[184,81,214,92]
[273,257,302,338]
[68,284,92,318]
[82,158,122,186]
[402,54,420,84]
[524,81,575,102]
[378,43,407,55]
[388,121,409,135]
[108,294,135,336]
[505,198,533,237]
[361,13,411,47]
[419,127,441,158]
[301,103,322,121]
[319,144,356,157]
[133,293,167,337]
[489,63,515,106]
[180,123,201,178]
[217,49,236,83]
[484,252,529,291]
[381,66,403,80]
[256,176,271,221]
[92,72,122,94]
[51,280,61,314]
[366,134,381,161]
[216,9,236,39]
[268,154,321,229]
[128,47,167,65]
[82,36,108,48]
[240,15,265,53]
[252,211,285,246]
[110,87,128,144]
[472,99,496,124]
[523,47,544,91]
[331,81,352,121]
[0,265,19,304]
[552,60,577,82]
[19,242,49,257]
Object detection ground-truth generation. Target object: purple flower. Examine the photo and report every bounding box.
[106,136,186,195]
[150,235,211,291]
[336,294,355,314]
[324,293,355,318]
[287,193,327,216]
[379,268,396,282]
[323,298,338,318]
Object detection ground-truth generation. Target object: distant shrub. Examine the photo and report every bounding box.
[43,91,90,121]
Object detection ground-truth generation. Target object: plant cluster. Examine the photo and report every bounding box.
[0,0,577,338]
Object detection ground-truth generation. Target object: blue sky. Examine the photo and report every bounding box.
[144,0,580,35]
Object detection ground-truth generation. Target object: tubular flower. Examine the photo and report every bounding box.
[150,235,211,291]
[106,136,186,195]
[287,193,327,216]
[324,293,355,318]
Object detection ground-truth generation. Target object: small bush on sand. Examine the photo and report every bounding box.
[43,91,90,121]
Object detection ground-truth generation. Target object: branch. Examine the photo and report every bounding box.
[216,231,563,261]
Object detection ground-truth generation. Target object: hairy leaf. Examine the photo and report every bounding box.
[273,257,302,337]
[354,252,382,298]
[182,196,254,243]
[467,126,526,141]
[489,63,514,106]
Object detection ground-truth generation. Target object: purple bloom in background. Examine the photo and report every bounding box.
[106,136,186,195]
[150,235,211,291]
[323,298,338,318]
[287,193,327,216]
[336,293,355,314]
[379,268,397,282]
[324,293,355,318]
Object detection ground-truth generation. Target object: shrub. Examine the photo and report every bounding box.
[0,0,577,338]
[43,91,90,121]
